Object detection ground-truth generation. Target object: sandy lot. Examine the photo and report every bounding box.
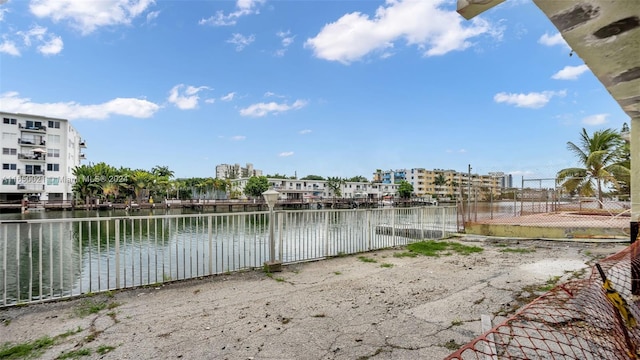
[0,236,627,360]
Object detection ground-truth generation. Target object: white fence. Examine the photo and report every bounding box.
[0,206,457,307]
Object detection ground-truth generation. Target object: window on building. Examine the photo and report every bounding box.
[3,118,17,125]
[2,163,17,170]
[47,148,60,158]
[47,163,60,172]
[25,120,43,129]
[2,148,17,155]
[47,177,59,185]
[48,134,61,144]
[48,121,60,129]
[25,165,42,174]
[2,132,17,141]
[2,178,16,185]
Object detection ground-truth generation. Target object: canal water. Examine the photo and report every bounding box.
[1,207,445,305]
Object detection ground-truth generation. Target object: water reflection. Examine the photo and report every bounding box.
[1,207,455,306]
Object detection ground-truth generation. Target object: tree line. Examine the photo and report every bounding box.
[72,124,628,206]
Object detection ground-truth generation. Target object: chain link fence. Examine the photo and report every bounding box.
[456,177,631,238]
[446,240,640,359]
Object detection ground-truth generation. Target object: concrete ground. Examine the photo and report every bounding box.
[0,236,628,360]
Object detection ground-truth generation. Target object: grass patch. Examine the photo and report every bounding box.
[538,275,561,292]
[451,319,463,326]
[333,271,342,275]
[500,248,536,254]
[442,339,461,351]
[96,345,115,355]
[56,348,91,359]
[406,241,483,257]
[393,251,417,258]
[357,256,377,263]
[0,336,54,359]
[380,263,393,268]
[58,327,83,339]
[74,300,107,317]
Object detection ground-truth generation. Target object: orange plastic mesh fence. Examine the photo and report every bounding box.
[446,241,640,360]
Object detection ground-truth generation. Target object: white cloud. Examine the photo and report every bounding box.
[221,92,236,102]
[0,40,19,56]
[0,7,8,22]
[538,32,568,47]
[227,33,255,51]
[146,10,160,24]
[551,64,589,80]
[167,84,209,110]
[240,99,307,117]
[205,98,216,104]
[1,25,63,56]
[582,113,609,126]
[38,35,63,55]
[304,0,500,64]
[231,135,246,141]
[0,91,160,119]
[279,151,294,157]
[275,30,294,56]
[493,90,566,109]
[264,91,285,98]
[299,129,311,135]
[29,0,155,35]
[199,0,265,26]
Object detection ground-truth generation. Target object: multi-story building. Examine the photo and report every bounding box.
[373,169,407,185]
[231,178,399,201]
[1,112,86,202]
[379,167,509,200]
[215,163,262,179]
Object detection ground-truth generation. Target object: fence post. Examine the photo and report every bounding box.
[632,221,639,296]
[115,219,120,289]
[441,207,446,239]
[208,216,213,275]
[367,210,372,250]
[277,211,283,262]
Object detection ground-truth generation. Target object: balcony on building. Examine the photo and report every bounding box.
[17,183,45,192]
[18,168,45,175]
[18,137,46,146]
[79,139,87,148]
[18,152,46,162]
[18,123,47,133]
[79,153,86,159]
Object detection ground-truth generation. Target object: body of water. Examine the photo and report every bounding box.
[1,207,457,306]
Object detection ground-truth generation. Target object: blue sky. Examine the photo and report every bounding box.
[0,0,630,180]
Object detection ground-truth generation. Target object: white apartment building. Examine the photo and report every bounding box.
[215,163,262,179]
[231,178,399,201]
[1,112,86,202]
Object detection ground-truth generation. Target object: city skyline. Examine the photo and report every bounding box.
[0,0,629,180]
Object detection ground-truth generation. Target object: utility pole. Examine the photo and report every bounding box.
[467,164,472,223]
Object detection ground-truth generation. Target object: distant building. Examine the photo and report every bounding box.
[377,167,510,200]
[231,178,399,201]
[215,163,262,179]
[0,112,86,202]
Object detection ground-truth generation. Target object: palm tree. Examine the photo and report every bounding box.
[72,164,101,208]
[557,128,629,208]
[130,170,155,203]
[432,173,448,200]
[151,165,174,179]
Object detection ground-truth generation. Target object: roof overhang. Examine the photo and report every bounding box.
[532,0,640,119]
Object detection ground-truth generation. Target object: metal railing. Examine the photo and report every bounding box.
[0,206,457,307]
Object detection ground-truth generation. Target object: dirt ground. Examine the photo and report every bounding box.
[0,236,628,360]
